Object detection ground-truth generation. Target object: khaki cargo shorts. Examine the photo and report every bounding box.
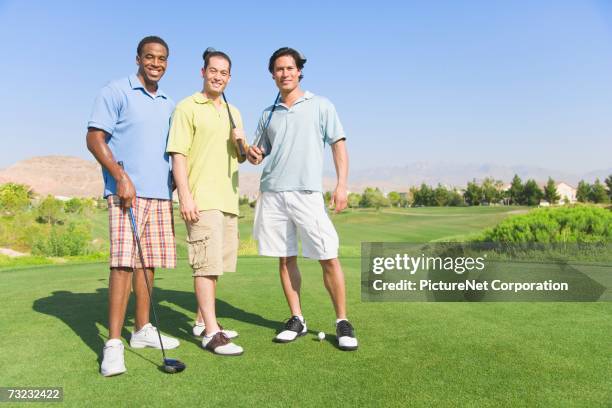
[186,210,238,276]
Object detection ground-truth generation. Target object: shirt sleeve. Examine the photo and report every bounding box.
[87,85,122,135]
[166,107,194,156]
[320,99,346,145]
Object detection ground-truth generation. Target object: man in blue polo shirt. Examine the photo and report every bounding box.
[247,47,358,351]
[86,36,179,377]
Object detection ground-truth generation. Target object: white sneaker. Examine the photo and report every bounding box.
[130,323,180,349]
[101,339,126,377]
[202,332,243,356]
[192,322,238,339]
[274,316,307,343]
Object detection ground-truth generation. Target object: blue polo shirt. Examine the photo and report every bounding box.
[87,74,175,199]
[253,91,346,192]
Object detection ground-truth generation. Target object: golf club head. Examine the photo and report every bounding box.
[163,358,186,374]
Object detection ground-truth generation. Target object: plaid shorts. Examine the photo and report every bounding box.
[107,195,176,269]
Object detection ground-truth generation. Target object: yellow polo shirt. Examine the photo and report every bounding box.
[167,92,243,215]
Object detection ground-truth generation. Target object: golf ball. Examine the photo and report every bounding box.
[318,332,325,340]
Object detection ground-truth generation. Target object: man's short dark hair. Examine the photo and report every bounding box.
[202,48,232,72]
[137,36,169,57]
[268,47,307,80]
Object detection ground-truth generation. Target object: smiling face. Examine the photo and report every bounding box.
[136,42,168,85]
[272,55,301,93]
[202,55,231,97]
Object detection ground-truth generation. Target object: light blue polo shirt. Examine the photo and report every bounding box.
[87,74,175,199]
[254,91,346,192]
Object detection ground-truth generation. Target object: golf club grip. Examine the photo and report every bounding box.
[237,139,246,158]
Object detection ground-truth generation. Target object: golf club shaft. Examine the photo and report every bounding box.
[222,92,247,160]
[257,92,281,155]
[117,162,168,361]
[127,207,168,361]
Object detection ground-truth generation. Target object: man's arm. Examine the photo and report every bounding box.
[170,153,199,223]
[330,139,348,213]
[86,128,135,209]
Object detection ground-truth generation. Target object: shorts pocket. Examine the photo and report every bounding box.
[188,235,210,270]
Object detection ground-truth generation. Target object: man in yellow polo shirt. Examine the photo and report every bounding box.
[167,48,245,356]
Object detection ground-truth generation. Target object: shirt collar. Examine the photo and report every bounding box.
[192,92,212,104]
[129,74,168,99]
[279,90,314,107]
[192,92,228,106]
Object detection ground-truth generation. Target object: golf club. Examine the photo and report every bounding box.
[221,92,247,161]
[255,92,280,157]
[119,162,186,374]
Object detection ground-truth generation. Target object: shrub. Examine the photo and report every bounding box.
[0,183,31,216]
[479,205,612,244]
[32,222,92,257]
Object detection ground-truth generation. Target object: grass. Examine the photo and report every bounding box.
[0,206,610,407]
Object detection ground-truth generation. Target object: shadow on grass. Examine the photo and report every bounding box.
[32,286,281,365]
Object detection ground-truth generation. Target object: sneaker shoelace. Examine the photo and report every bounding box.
[337,320,354,337]
[284,316,303,332]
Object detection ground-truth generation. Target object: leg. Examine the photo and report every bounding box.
[194,276,220,335]
[279,256,302,316]
[319,258,347,320]
[132,267,154,331]
[195,308,204,325]
[108,268,133,339]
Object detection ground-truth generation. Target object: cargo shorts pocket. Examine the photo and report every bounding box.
[188,235,210,270]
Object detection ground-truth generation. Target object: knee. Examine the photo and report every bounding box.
[320,258,340,272]
[279,256,297,268]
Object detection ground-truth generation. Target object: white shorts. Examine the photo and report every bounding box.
[253,191,339,260]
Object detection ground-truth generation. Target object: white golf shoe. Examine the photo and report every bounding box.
[130,323,180,349]
[336,320,358,351]
[274,316,307,343]
[101,338,126,377]
[202,332,243,356]
[192,322,238,339]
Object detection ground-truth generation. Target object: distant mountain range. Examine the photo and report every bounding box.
[0,156,609,197]
[334,162,612,192]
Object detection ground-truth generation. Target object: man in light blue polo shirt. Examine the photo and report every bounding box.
[86,36,179,377]
[248,47,358,351]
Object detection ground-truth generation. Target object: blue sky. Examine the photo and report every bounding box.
[1,0,611,174]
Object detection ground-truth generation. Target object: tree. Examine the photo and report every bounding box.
[0,183,30,216]
[433,184,449,206]
[323,191,332,206]
[576,180,590,203]
[543,177,560,205]
[448,189,464,206]
[481,178,500,204]
[604,174,612,200]
[63,197,94,215]
[508,174,523,205]
[387,191,402,207]
[347,193,361,208]
[37,195,64,225]
[464,181,482,206]
[412,183,434,206]
[589,179,609,204]
[522,179,543,206]
[359,187,389,209]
